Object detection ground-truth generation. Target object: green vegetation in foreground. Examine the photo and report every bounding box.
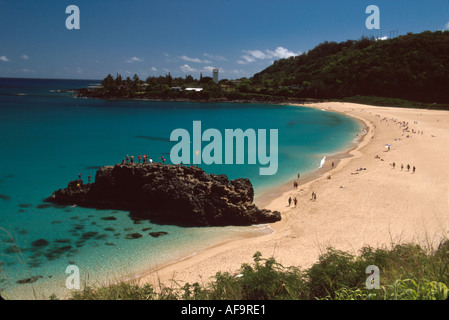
[57,240,449,300]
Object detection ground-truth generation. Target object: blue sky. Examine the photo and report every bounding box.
[1,0,448,80]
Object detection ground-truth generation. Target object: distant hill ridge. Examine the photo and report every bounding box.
[253,31,449,103]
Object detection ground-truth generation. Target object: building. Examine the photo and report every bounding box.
[213,68,219,83]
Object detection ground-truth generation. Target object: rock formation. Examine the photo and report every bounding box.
[46,163,281,227]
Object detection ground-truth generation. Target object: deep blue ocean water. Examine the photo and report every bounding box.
[0,78,361,299]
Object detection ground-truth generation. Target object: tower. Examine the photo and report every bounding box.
[213,68,219,83]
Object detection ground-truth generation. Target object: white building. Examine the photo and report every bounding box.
[213,68,219,83]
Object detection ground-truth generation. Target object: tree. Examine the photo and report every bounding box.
[102,74,115,92]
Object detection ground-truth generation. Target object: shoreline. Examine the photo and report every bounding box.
[254,105,369,209]
[135,101,449,290]
[133,102,378,288]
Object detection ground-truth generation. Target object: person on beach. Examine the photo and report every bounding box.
[401,163,404,170]
[293,197,298,207]
[311,191,315,201]
[332,162,334,168]
[406,164,410,171]
[413,166,416,173]
[392,162,396,169]
[288,197,292,206]
[298,173,300,179]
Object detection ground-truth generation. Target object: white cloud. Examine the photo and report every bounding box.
[376,36,388,41]
[179,55,211,64]
[202,66,216,73]
[244,50,269,60]
[204,53,227,61]
[237,55,256,65]
[20,68,36,73]
[126,56,143,63]
[228,69,245,76]
[267,47,299,59]
[238,47,300,64]
[0,56,10,62]
[150,66,158,72]
[180,64,197,74]
[21,54,29,60]
[444,22,449,30]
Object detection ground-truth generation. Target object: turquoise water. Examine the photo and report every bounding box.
[0,78,361,299]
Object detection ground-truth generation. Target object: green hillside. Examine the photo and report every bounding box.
[253,31,449,104]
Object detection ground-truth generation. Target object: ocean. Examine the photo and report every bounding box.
[0,78,361,299]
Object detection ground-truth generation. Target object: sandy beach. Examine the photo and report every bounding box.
[138,102,449,289]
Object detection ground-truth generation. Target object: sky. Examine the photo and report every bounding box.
[1,0,448,80]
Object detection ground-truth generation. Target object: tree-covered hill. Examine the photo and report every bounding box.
[253,31,449,103]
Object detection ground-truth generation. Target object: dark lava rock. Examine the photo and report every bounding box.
[32,239,50,248]
[17,276,39,284]
[81,231,98,240]
[101,216,117,221]
[0,194,11,201]
[149,231,168,238]
[125,233,143,239]
[45,163,281,227]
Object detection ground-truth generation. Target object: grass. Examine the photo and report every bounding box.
[59,239,449,300]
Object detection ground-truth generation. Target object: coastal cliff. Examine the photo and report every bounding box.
[45,163,281,227]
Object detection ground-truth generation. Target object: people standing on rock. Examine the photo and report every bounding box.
[88,174,91,184]
[130,155,134,164]
[126,154,129,163]
[78,173,81,179]
[161,156,166,164]
[288,197,292,206]
[138,154,141,164]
